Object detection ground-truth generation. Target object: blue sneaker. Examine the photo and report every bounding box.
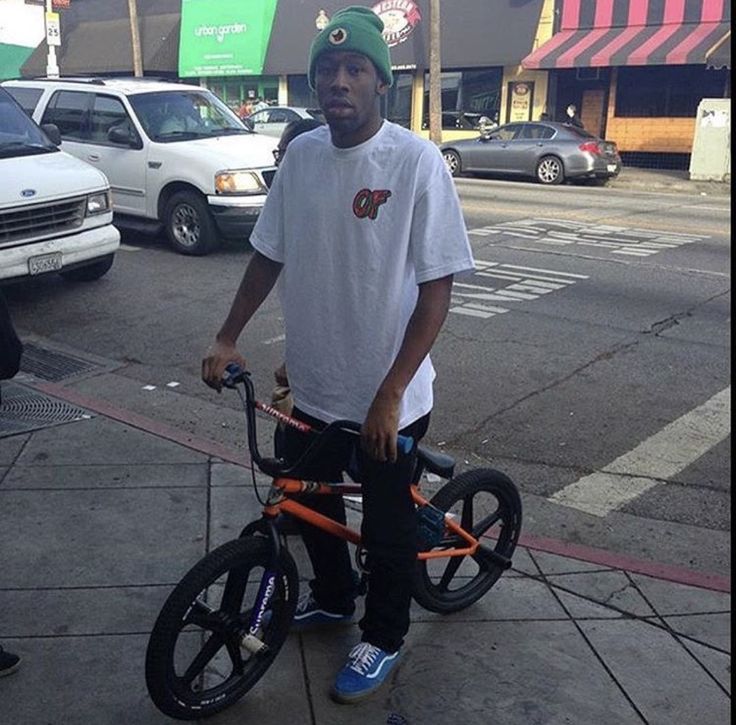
[292,592,353,631]
[331,642,400,703]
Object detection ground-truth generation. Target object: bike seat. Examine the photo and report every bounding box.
[417,445,455,479]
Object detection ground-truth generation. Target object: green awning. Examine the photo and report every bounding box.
[0,44,34,81]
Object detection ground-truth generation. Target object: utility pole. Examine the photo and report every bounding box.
[44,0,59,77]
[127,0,143,77]
[428,0,442,145]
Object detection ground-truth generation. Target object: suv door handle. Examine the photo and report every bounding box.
[87,153,100,162]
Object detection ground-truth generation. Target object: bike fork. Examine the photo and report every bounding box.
[241,521,282,655]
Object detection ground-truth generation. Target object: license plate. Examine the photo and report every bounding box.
[28,252,63,275]
[607,163,618,173]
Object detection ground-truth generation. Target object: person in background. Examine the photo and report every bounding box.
[564,103,584,128]
[0,288,23,677]
[202,5,474,704]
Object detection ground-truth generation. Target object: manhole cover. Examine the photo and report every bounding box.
[20,342,100,382]
[0,382,94,438]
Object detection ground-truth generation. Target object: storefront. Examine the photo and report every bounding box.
[176,0,549,138]
[521,0,731,168]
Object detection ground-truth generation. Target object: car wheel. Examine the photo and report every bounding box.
[536,156,565,185]
[164,190,219,256]
[60,254,114,282]
[442,150,462,177]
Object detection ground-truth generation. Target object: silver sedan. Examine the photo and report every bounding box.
[440,121,622,185]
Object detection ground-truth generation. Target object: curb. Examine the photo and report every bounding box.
[29,380,731,594]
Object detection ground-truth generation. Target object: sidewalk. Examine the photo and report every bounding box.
[0,381,730,725]
[606,167,730,196]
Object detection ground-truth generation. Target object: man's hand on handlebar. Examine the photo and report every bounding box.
[202,339,247,392]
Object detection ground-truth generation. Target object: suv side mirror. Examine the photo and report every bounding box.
[108,125,142,149]
[40,123,61,146]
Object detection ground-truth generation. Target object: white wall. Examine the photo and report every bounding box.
[0,0,45,47]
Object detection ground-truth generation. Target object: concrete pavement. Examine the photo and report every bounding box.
[0,379,730,725]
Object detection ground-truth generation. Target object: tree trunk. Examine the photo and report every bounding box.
[128,0,143,77]
[428,0,442,145]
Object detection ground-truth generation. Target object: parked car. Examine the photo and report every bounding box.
[2,77,278,255]
[440,121,622,185]
[244,106,325,138]
[0,86,119,283]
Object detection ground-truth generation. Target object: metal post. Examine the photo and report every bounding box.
[128,0,143,77]
[45,0,59,78]
[428,0,442,145]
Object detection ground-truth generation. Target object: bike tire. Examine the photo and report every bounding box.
[145,536,298,720]
[412,468,522,614]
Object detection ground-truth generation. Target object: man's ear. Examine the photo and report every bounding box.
[376,79,389,97]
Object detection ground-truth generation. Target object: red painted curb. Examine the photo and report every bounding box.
[518,532,731,593]
[30,381,731,594]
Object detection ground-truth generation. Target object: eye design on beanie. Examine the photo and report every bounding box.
[329,28,348,45]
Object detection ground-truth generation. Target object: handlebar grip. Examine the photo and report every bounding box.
[222,362,245,388]
[397,434,414,455]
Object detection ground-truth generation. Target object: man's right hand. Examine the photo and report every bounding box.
[201,339,247,392]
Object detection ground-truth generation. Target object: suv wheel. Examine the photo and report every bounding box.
[60,254,114,282]
[164,191,218,256]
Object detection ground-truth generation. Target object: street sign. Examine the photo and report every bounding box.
[45,11,61,46]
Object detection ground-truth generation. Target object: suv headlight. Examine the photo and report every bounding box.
[215,170,265,195]
[86,190,111,215]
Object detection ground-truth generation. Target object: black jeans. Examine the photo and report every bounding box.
[282,407,430,653]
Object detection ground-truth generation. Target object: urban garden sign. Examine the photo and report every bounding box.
[178,0,278,77]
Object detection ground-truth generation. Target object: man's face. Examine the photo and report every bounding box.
[314,51,387,135]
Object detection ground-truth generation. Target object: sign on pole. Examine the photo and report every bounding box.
[45,11,61,46]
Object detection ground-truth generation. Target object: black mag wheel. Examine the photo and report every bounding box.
[145,537,298,720]
[412,468,522,614]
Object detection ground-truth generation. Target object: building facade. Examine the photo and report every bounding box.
[5,0,731,166]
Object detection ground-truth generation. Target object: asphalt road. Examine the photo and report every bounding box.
[5,177,731,576]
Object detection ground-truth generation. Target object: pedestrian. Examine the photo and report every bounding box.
[253,97,269,112]
[564,103,584,128]
[0,288,23,678]
[201,4,474,705]
[237,99,252,119]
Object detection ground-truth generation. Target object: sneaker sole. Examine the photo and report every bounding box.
[329,679,385,704]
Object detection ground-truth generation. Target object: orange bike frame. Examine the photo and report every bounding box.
[262,478,480,561]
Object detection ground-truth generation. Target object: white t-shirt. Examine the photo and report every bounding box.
[250,121,474,428]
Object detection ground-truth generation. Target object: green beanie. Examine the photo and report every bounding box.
[308,6,393,89]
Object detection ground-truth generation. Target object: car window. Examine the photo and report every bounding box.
[4,86,43,117]
[269,109,290,123]
[489,124,522,141]
[250,110,269,123]
[90,94,136,145]
[520,124,555,140]
[0,88,57,158]
[41,90,90,141]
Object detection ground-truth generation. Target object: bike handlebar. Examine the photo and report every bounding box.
[222,363,414,476]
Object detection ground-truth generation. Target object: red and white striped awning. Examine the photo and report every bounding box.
[522,0,731,69]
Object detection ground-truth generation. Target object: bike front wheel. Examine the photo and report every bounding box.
[412,468,522,613]
[145,536,298,720]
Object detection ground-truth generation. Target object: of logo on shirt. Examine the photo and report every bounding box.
[353,188,392,220]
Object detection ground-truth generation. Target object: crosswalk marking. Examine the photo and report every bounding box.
[450,260,587,319]
[549,387,731,517]
[468,218,709,257]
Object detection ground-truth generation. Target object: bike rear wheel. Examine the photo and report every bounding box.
[145,536,298,720]
[412,468,522,613]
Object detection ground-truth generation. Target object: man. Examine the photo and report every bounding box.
[202,6,474,703]
[565,103,584,128]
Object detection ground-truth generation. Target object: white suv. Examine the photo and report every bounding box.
[3,78,277,255]
[0,86,119,283]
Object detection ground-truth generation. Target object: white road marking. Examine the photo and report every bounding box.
[549,387,731,517]
[261,334,286,345]
[118,244,141,252]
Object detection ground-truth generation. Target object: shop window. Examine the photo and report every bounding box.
[287,76,318,109]
[380,72,413,128]
[615,65,729,118]
[423,68,503,129]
